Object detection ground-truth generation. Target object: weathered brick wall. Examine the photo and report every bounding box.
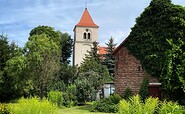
[114,46,158,96]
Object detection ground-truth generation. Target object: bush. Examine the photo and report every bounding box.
[62,84,77,107]
[9,97,57,114]
[124,87,132,100]
[47,90,63,107]
[0,103,11,114]
[119,95,185,114]
[159,100,182,114]
[119,95,159,114]
[91,94,121,113]
[139,77,149,101]
[75,78,93,104]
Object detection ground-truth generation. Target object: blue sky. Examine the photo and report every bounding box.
[0,0,185,47]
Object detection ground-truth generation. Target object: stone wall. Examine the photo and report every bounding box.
[114,46,158,96]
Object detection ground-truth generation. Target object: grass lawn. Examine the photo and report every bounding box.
[56,105,116,114]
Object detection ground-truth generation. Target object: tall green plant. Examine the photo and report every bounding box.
[62,84,77,107]
[9,97,57,114]
[124,87,132,100]
[159,101,181,114]
[103,37,117,77]
[48,90,63,107]
[139,77,149,101]
[119,95,159,114]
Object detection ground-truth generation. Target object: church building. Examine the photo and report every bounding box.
[73,8,99,66]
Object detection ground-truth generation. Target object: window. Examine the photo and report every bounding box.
[83,33,86,39]
[88,33,91,39]
[83,29,91,40]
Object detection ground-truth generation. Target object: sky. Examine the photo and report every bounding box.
[0,0,185,47]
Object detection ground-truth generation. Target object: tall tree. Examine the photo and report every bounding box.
[25,34,60,99]
[0,34,20,101]
[124,0,185,102]
[84,41,101,63]
[59,32,73,64]
[104,37,117,77]
[29,25,60,45]
[78,42,110,102]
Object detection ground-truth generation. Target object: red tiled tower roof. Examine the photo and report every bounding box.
[76,8,98,27]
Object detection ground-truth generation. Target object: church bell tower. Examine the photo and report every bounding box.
[73,8,99,66]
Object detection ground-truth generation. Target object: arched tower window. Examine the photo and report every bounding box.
[83,33,86,39]
[83,29,91,40]
[88,33,91,39]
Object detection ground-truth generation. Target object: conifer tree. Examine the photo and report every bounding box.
[104,37,117,77]
[84,41,101,63]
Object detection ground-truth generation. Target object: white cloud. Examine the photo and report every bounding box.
[0,0,185,47]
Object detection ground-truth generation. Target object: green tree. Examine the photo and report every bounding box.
[30,26,73,64]
[78,42,110,101]
[0,34,20,101]
[85,41,101,63]
[29,25,60,45]
[25,34,60,99]
[104,37,117,77]
[59,32,73,64]
[124,0,185,102]
[5,48,33,97]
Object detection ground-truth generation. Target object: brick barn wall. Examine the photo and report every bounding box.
[114,46,158,96]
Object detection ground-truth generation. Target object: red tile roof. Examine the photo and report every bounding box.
[76,8,98,27]
[98,47,107,55]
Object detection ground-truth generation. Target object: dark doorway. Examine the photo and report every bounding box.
[148,83,161,99]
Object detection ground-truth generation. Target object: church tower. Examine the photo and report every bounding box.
[73,8,99,66]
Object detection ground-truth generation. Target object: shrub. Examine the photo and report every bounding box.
[124,87,132,100]
[91,94,121,113]
[47,90,63,107]
[143,97,159,114]
[119,95,159,114]
[62,84,77,107]
[159,100,182,114]
[139,77,149,101]
[0,103,11,114]
[9,97,57,114]
[75,77,93,104]
[119,99,131,114]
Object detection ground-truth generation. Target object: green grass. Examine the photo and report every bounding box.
[56,104,116,114]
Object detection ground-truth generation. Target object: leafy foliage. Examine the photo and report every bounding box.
[75,71,101,103]
[48,90,63,107]
[159,100,182,114]
[29,25,60,45]
[85,41,101,63]
[119,95,159,114]
[0,103,10,114]
[139,77,149,101]
[59,32,73,64]
[62,84,77,107]
[9,97,57,114]
[0,34,20,101]
[124,87,132,100]
[91,94,121,113]
[119,95,184,114]
[25,34,60,99]
[160,39,185,103]
[78,41,110,102]
[124,0,185,102]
